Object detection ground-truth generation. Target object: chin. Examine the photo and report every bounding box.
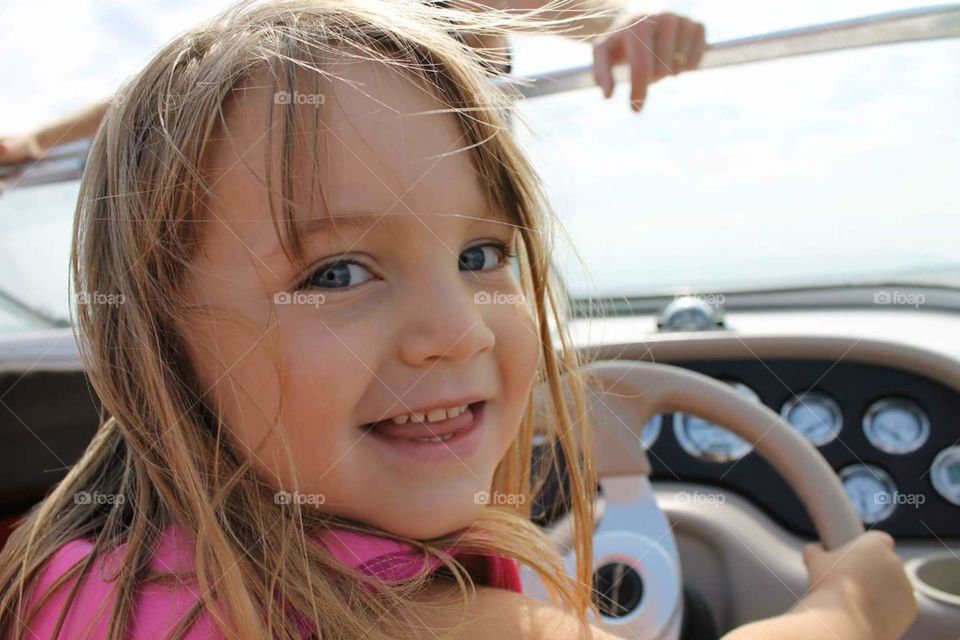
[372,494,487,540]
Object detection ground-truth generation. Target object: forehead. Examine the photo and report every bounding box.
[202,54,490,244]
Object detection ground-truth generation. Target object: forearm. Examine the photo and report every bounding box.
[721,585,874,640]
[32,100,109,151]
[422,582,625,639]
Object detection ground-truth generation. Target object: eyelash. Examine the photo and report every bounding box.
[294,239,518,292]
[484,239,519,263]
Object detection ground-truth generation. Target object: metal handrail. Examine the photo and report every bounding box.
[496,4,960,98]
[0,139,90,191]
[1,4,958,191]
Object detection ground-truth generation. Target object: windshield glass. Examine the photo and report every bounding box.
[0,180,78,328]
[513,34,960,299]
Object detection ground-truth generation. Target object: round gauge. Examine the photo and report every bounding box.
[930,446,960,507]
[673,381,757,462]
[640,414,662,450]
[839,464,898,524]
[863,398,930,454]
[780,391,843,446]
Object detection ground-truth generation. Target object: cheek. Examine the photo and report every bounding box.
[269,319,378,485]
[181,320,285,466]
[182,313,372,489]
[490,299,541,444]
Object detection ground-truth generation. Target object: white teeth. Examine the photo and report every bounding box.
[388,403,471,425]
[426,408,447,422]
[414,432,456,443]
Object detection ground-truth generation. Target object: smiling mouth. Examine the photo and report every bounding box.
[363,400,485,443]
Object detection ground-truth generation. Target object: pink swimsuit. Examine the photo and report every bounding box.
[23,524,522,638]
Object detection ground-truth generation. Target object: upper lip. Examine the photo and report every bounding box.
[364,394,488,426]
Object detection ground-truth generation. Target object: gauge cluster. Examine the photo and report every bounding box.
[673,381,755,462]
[644,359,960,538]
[839,464,898,524]
[862,397,930,454]
[780,390,843,446]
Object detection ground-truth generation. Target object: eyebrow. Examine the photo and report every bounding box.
[298,212,383,235]
[267,210,512,258]
[264,213,380,259]
[304,210,511,231]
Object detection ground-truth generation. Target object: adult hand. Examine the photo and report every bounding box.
[592,12,706,112]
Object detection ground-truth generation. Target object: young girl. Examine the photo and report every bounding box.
[0,1,916,638]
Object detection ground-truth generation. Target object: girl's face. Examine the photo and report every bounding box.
[182,58,540,539]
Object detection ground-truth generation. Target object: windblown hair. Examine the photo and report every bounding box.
[0,0,616,637]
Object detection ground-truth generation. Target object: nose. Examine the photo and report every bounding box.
[397,273,496,366]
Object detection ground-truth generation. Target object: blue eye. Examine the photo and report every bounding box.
[296,241,517,292]
[302,259,374,290]
[459,242,516,272]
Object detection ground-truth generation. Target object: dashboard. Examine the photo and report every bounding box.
[561,312,960,637]
[3,327,960,539]
[638,358,960,537]
[2,305,960,638]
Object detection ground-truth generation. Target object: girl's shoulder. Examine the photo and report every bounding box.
[24,524,216,639]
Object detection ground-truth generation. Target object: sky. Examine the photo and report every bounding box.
[0,1,958,326]
[3,1,955,130]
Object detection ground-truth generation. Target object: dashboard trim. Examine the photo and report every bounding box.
[582,334,960,396]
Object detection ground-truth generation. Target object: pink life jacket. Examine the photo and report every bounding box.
[289,528,524,637]
[24,523,522,639]
[318,526,523,591]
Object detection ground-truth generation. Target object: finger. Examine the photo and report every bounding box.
[673,18,694,74]
[653,13,679,79]
[625,34,653,113]
[592,42,614,99]
[866,530,896,550]
[687,22,707,70]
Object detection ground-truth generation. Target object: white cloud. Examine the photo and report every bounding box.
[0,0,230,133]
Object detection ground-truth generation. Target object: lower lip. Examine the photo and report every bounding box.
[365,401,486,463]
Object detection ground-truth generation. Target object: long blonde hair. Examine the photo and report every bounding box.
[0,1,611,637]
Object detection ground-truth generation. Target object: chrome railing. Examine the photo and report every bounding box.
[497,4,960,98]
[0,139,90,191]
